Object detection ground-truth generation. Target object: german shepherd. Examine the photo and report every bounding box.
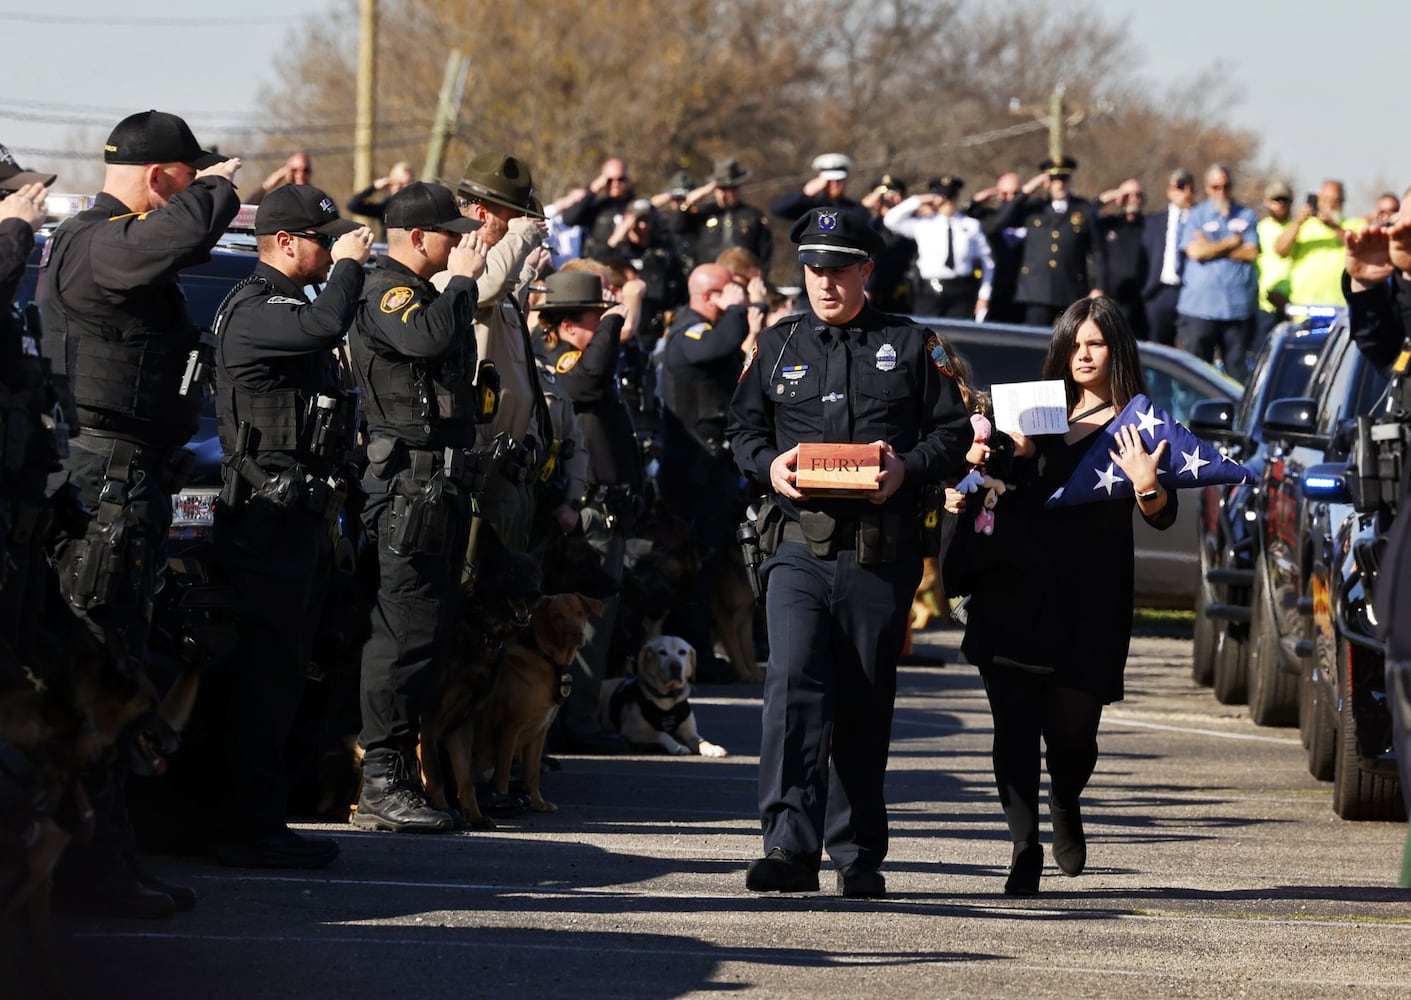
[472,593,603,814]
[0,629,198,999]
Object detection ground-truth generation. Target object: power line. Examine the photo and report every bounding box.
[0,105,433,137]
[0,11,262,27]
[7,131,433,162]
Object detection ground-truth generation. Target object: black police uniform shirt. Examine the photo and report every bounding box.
[727,303,972,521]
[349,255,479,451]
[673,202,773,270]
[992,192,1108,308]
[536,312,642,492]
[215,258,364,473]
[1,216,58,504]
[661,302,751,454]
[1099,213,1147,303]
[37,178,241,447]
[768,190,862,223]
[559,191,634,260]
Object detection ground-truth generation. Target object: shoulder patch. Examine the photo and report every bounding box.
[380,287,415,313]
[924,332,956,378]
[556,350,582,373]
[738,340,758,381]
[265,295,304,305]
[682,322,710,341]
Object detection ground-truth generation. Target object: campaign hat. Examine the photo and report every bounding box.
[103,110,225,169]
[712,158,750,188]
[383,182,484,233]
[790,207,884,268]
[456,152,545,219]
[535,271,609,314]
[667,170,695,198]
[254,184,360,238]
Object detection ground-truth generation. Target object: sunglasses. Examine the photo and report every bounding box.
[289,231,335,250]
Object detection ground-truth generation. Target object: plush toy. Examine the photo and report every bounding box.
[953,413,1007,536]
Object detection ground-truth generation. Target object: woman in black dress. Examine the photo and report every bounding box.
[959,297,1178,895]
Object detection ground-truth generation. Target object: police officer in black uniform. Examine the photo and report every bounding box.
[659,262,752,671]
[210,184,373,866]
[727,207,971,898]
[673,159,773,273]
[347,183,487,832]
[536,269,642,753]
[38,110,240,918]
[991,156,1107,327]
[0,155,59,653]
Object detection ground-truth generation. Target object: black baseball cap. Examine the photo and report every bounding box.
[0,144,56,192]
[383,182,484,233]
[104,110,226,169]
[254,184,360,238]
[790,207,884,268]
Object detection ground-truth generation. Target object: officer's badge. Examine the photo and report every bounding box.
[1070,212,1083,228]
[876,343,897,372]
[556,350,582,373]
[738,341,757,381]
[266,295,303,305]
[380,287,415,313]
[818,211,837,232]
[924,333,955,377]
[781,364,808,381]
[705,217,719,228]
[683,322,710,341]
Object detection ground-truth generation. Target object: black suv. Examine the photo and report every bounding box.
[1188,320,1332,699]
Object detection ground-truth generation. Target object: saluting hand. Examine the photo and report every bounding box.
[1345,226,1394,287]
[198,157,242,183]
[448,231,488,281]
[871,440,906,504]
[332,226,375,266]
[769,446,805,501]
[0,181,48,231]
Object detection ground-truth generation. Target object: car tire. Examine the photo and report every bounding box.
[1304,653,1335,781]
[1332,641,1405,820]
[1246,556,1299,726]
[1191,545,1217,687]
[1212,624,1248,705]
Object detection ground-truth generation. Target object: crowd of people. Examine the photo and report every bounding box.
[3,105,1407,945]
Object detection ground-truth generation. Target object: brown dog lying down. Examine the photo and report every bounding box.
[599,635,727,757]
[1,631,198,999]
[467,592,603,817]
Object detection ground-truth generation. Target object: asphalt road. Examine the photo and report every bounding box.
[54,626,1411,999]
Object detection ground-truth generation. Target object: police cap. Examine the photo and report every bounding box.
[0,144,55,192]
[104,110,226,169]
[254,184,360,238]
[383,182,484,234]
[927,174,964,200]
[790,207,884,268]
[811,153,854,181]
[1039,155,1078,178]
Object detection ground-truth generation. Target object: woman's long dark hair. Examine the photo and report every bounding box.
[1041,297,1147,410]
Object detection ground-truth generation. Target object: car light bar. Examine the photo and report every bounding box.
[1285,304,1343,320]
[229,204,259,231]
[1301,471,1350,501]
[45,192,97,220]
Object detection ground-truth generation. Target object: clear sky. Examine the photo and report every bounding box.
[3,0,1406,210]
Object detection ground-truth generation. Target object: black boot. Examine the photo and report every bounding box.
[1049,795,1086,876]
[125,850,198,911]
[351,749,453,833]
[1004,843,1043,896]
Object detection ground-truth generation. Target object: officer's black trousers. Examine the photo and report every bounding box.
[979,666,1104,851]
[358,473,470,755]
[212,500,333,835]
[1374,504,1411,815]
[561,504,625,736]
[758,541,919,871]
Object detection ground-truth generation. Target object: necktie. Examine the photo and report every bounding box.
[944,220,956,273]
[1161,206,1182,286]
[823,326,851,442]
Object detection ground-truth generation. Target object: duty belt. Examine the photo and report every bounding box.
[87,433,196,523]
[407,445,489,494]
[781,518,858,550]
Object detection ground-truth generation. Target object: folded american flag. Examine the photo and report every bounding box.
[1045,394,1253,508]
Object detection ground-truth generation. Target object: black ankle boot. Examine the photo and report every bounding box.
[352,749,452,833]
[1004,843,1042,896]
[1050,796,1086,876]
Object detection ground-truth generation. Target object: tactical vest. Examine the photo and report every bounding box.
[351,268,477,450]
[1,304,71,497]
[213,278,356,476]
[661,318,732,453]
[39,206,202,445]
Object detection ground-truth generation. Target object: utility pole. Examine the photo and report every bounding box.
[1049,83,1066,162]
[353,0,377,194]
[422,51,471,185]
[1009,83,1092,163]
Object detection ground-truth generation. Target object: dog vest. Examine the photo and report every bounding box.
[607,676,691,735]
